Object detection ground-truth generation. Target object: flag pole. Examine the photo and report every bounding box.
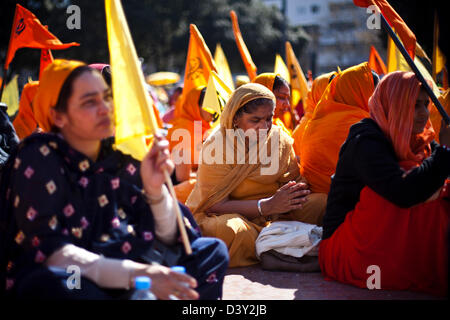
[0,67,7,101]
[162,169,192,255]
[380,14,450,125]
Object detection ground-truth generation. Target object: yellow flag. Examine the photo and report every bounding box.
[105,0,159,160]
[202,71,233,127]
[274,54,290,84]
[178,24,217,114]
[285,41,308,108]
[433,11,446,81]
[387,33,440,96]
[214,43,234,90]
[1,75,19,117]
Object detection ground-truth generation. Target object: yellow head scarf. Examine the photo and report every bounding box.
[33,59,86,132]
[220,82,275,131]
[252,73,277,91]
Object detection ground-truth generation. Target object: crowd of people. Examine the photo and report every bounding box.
[0,55,449,299]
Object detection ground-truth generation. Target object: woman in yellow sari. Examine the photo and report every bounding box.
[252,73,294,135]
[186,83,327,267]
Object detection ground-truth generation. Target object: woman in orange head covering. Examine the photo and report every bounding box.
[12,81,40,140]
[2,59,228,300]
[320,71,450,296]
[299,62,378,194]
[166,85,213,203]
[253,73,293,136]
[292,71,336,156]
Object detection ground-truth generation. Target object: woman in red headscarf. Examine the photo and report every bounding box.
[319,71,450,296]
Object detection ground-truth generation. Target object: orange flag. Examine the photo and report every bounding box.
[5,4,79,69]
[39,49,53,79]
[368,45,387,75]
[178,24,217,113]
[230,10,257,81]
[353,0,416,59]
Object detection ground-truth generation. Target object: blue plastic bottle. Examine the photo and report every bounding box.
[169,266,189,300]
[131,276,157,300]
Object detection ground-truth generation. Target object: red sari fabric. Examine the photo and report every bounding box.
[319,181,449,296]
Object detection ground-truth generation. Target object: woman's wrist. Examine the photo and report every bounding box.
[259,198,272,216]
[143,185,166,205]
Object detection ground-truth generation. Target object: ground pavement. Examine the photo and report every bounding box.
[222,264,442,300]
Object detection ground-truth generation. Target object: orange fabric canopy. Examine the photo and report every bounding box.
[299,62,375,193]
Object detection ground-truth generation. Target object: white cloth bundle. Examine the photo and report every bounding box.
[255,221,322,259]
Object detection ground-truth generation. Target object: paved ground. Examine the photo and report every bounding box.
[222,264,441,300]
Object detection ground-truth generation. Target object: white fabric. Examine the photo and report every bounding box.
[45,244,142,289]
[151,184,177,244]
[255,221,322,259]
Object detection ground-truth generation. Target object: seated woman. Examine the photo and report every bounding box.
[320,71,450,296]
[292,71,336,157]
[167,86,213,203]
[186,83,327,268]
[252,73,295,136]
[299,62,379,194]
[12,81,40,140]
[0,60,228,300]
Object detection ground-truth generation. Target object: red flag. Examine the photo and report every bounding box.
[368,45,387,75]
[5,4,79,70]
[353,0,416,59]
[39,49,54,80]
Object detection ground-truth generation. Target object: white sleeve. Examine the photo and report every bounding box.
[45,244,143,289]
[149,185,178,245]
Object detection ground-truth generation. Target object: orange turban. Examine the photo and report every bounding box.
[369,71,435,168]
[299,62,375,193]
[33,59,86,132]
[13,81,40,140]
[293,71,336,156]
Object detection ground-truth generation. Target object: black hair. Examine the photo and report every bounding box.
[101,65,112,86]
[54,65,95,113]
[198,87,207,107]
[172,86,183,95]
[233,98,274,121]
[371,70,380,87]
[328,73,337,83]
[273,75,289,91]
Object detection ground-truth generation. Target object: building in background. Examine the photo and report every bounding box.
[262,0,384,77]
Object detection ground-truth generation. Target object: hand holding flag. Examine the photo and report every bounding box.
[105,0,192,254]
